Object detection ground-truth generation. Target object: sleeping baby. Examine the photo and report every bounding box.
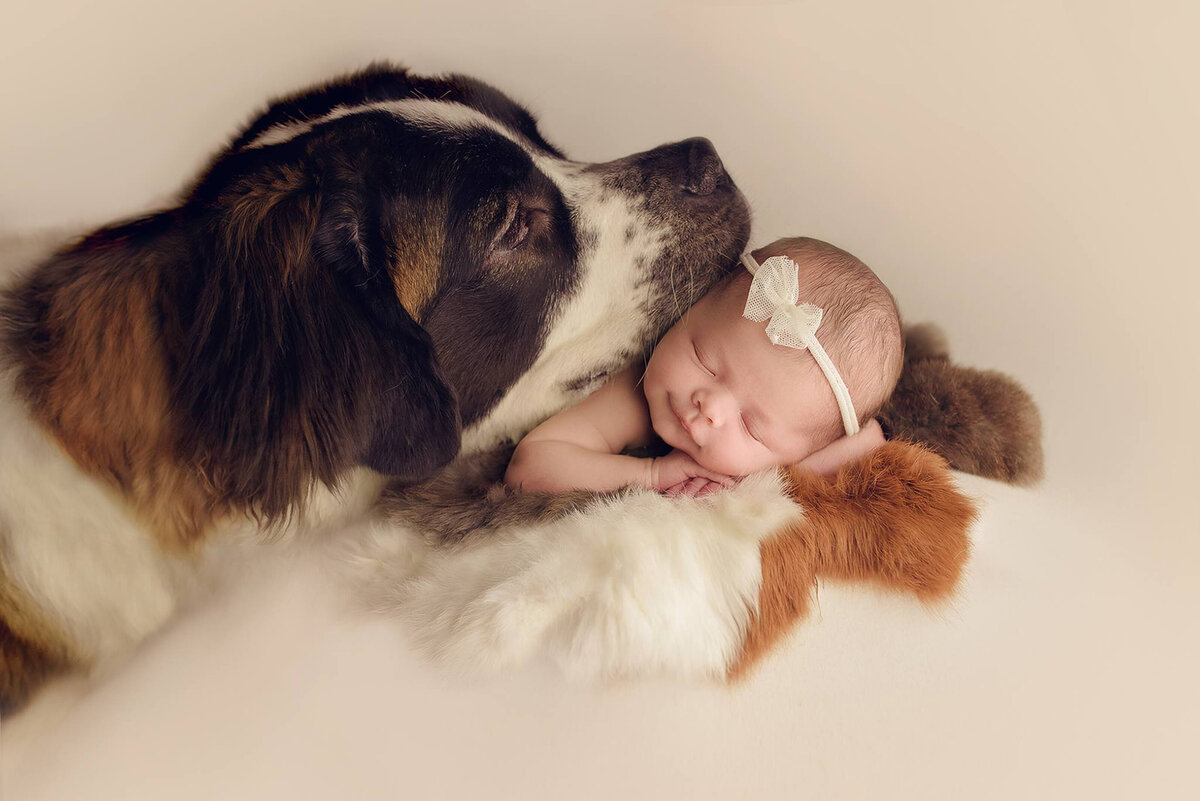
[504,236,903,496]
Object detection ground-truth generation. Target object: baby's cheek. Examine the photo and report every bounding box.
[730,449,782,477]
[698,449,745,477]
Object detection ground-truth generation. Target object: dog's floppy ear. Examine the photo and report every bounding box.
[168,162,460,522]
[313,172,461,481]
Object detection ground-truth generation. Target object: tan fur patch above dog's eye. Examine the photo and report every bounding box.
[390,206,446,321]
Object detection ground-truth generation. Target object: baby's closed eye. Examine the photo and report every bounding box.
[693,343,716,376]
[740,414,763,443]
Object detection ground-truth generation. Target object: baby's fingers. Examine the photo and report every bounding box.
[700,469,736,488]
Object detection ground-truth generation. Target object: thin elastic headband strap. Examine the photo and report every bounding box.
[740,252,860,437]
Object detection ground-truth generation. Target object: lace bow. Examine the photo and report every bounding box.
[742,255,824,349]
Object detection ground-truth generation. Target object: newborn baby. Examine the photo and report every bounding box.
[505,237,903,496]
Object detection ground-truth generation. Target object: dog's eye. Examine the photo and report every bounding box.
[492,197,530,253]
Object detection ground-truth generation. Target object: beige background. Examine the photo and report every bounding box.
[2,1,1197,799]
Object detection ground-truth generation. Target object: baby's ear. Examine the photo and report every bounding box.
[879,324,1044,486]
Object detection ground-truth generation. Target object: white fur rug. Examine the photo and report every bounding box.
[338,470,800,679]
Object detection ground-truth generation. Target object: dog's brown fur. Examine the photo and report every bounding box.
[728,440,977,679]
[4,228,221,549]
[0,563,73,715]
[0,621,66,716]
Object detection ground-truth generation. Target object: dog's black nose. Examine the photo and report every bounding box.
[681,137,727,197]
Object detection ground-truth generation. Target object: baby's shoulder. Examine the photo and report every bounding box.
[574,366,654,449]
[520,365,653,454]
[587,366,650,416]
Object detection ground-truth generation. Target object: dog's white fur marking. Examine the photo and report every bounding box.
[0,369,191,661]
[243,98,543,152]
[349,471,799,678]
[463,157,669,452]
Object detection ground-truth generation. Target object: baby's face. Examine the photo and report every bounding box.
[642,278,839,476]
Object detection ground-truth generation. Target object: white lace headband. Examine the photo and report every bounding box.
[740,253,860,437]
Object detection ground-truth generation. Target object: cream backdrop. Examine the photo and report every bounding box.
[1,1,1197,799]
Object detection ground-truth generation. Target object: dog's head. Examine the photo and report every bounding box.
[203,64,751,455]
[5,63,749,527]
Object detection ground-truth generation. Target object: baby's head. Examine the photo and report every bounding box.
[643,237,902,476]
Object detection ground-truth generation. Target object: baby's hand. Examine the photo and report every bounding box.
[651,450,736,497]
[663,477,728,497]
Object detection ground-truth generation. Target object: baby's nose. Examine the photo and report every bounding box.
[695,388,734,427]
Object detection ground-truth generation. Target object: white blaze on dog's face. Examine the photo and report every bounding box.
[228,65,751,455]
[467,143,751,452]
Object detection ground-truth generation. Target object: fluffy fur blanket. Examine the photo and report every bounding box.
[342,326,1042,679]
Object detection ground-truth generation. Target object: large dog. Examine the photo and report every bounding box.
[0,63,750,712]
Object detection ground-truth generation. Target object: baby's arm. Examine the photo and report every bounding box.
[504,369,659,493]
[795,419,886,477]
